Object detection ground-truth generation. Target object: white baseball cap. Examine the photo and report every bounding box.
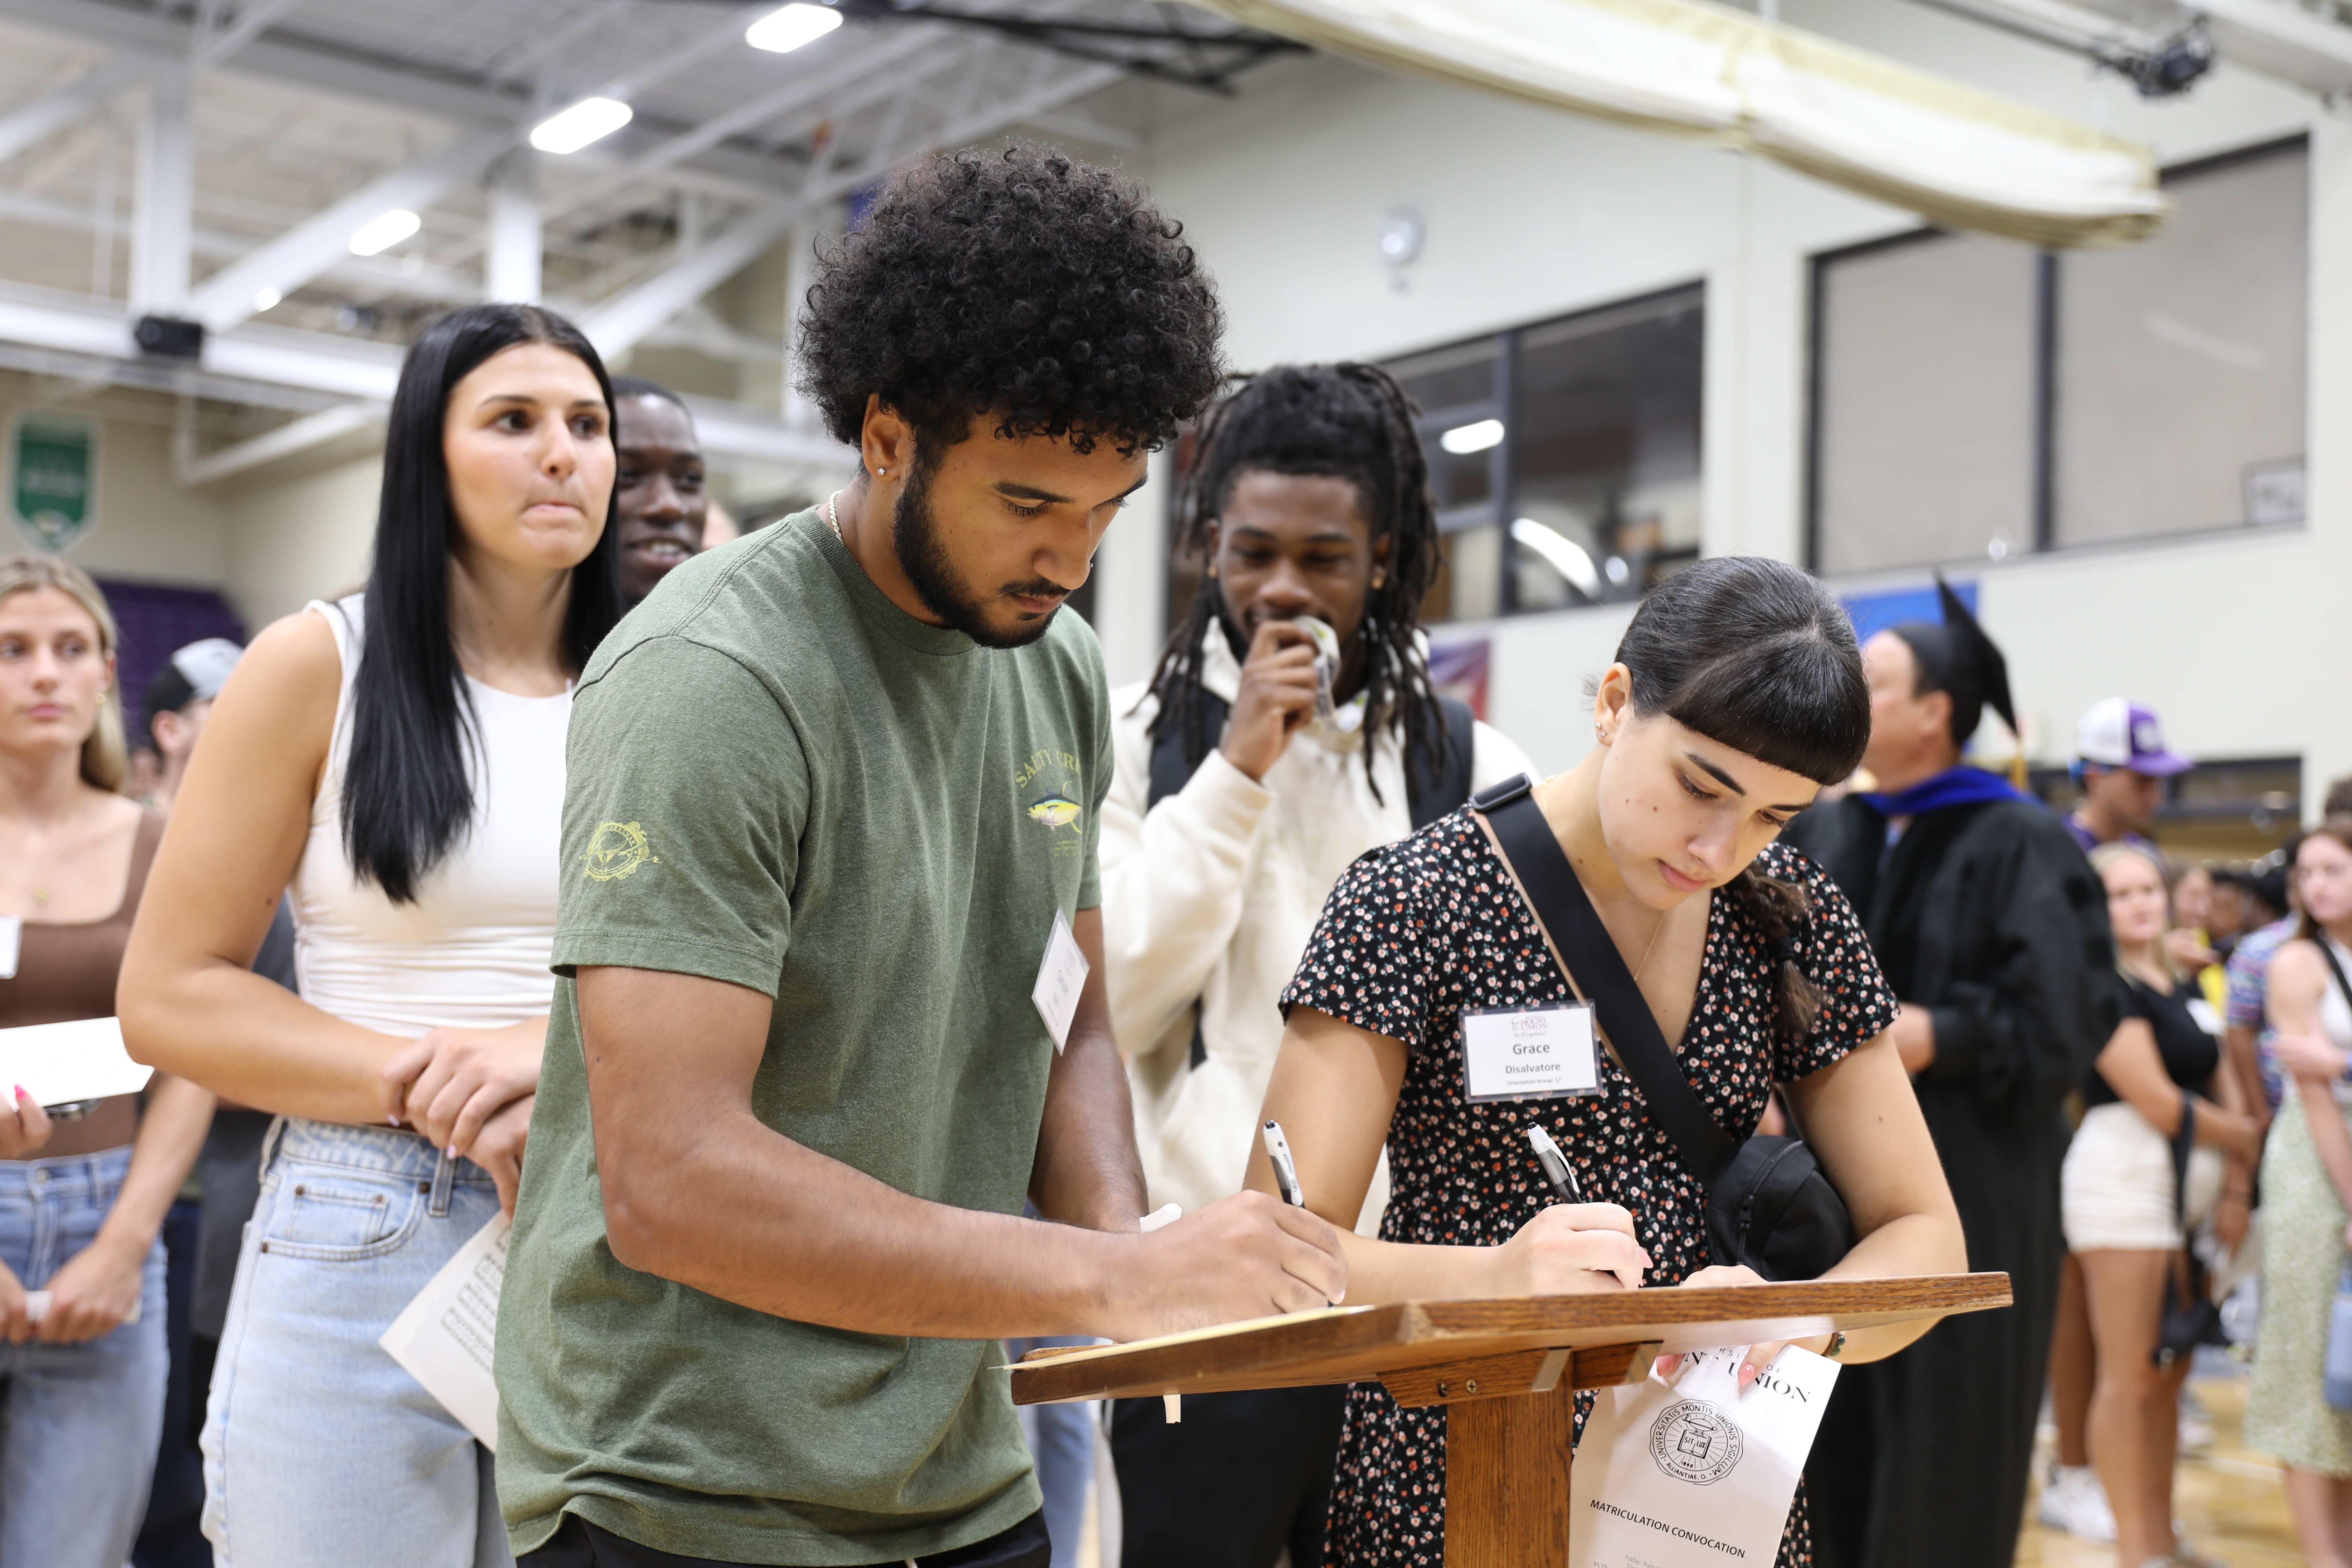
[2074,697,2191,777]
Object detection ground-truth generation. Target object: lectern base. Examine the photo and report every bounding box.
[1427,1340,1658,1568]
[1446,1378,1578,1567]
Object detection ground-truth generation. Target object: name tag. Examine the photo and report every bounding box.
[0,916,16,981]
[1461,1004,1602,1103]
[1031,908,1089,1054]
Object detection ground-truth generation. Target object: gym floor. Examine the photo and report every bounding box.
[2017,1372,2301,1566]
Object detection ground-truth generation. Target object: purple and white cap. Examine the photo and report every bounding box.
[2075,697,2191,777]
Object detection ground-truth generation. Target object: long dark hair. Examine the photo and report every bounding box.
[1612,557,1871,1041]
[343,303,622,904]
[1144,364,1444,799]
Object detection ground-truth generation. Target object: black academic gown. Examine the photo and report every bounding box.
[1786,796,2121,1568]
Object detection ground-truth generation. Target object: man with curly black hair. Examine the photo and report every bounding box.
[497,145,1345,1568]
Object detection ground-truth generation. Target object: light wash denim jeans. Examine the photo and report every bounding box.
[202,1118,511,1568]
[0,1143,169,1568]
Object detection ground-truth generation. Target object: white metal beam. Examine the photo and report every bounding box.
[580,199,804,358]
[0,0,799,198]
[0,52,145,166]
[176,399,382,484]
[129,64,191,312]
[578,52,1127,360]
[485,151,541,303]
[0,186,483,306]
[2036,0,2352,94]
[193,0,306,68]
[184,128,511,332]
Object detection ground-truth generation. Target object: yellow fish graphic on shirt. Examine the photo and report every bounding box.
[1026,795,1082,831]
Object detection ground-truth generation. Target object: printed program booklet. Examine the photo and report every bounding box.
[1570,1345,1839,1568]
[379,1212,510,1449]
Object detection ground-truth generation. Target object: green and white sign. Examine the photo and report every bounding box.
[8,412,98,554]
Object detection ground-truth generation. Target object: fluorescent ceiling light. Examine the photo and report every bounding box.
[1510,517,1601,598]
[531,96,634,154]
[1440,418,1504,455]
[348,209,421,257]
[252,287,281,312]
[746,4,843,53]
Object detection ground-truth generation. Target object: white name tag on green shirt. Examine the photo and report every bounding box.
[1461,1003,1601,1101]
[1031,908,1088,1053]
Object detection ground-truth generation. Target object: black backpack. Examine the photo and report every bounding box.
[1148,688,1478,1070]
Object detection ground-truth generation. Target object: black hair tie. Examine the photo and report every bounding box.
[1768,933,1798,968]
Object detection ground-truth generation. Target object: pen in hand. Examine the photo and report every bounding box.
[1527,1123,1581,1204]
[1262,1119,1305,1207]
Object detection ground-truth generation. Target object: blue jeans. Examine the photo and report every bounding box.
[203,1118,511,1568]
[0,1143,170,1568]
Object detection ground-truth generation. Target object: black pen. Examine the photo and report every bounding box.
[1262,1119,1305,1207]
[1527,1124,1582,1204]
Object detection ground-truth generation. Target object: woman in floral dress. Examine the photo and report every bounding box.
[1252,557,1967,1567]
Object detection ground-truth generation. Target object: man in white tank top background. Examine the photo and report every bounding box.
[495,147,1349,1568]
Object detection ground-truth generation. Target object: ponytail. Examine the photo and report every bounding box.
[1728,863,1821,1044]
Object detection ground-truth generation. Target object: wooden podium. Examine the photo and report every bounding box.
[1013,1273,2011,1568]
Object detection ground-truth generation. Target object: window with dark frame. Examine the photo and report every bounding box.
[1389,284,1707,625]
[1807,135,2308,577]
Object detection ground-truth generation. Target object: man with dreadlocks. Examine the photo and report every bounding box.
[1099,363,1532,1568]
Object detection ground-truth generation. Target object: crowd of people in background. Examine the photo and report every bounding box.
[0,142,2346,1568]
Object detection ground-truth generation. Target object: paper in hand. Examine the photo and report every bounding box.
[0,1018,153,1108]
[1570,1346,1840,1568]
[379,1213,510,1450]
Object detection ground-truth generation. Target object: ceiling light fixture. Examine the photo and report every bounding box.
[530,96,634,154]
[1440,418,1504,456]
[746,3,844,53]
[252,287,281,312]
[348,209,421,257]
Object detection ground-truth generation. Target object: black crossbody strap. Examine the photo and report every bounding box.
[2319,934,2352,1019]
[1472,776,1740,1183]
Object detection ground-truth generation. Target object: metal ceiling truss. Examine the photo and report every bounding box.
[0,0,1188,488]
[825,0,1305,94]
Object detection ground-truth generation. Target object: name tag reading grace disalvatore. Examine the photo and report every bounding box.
[1461,1003,1603,1103]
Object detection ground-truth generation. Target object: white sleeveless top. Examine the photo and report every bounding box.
[291,595,570,1038]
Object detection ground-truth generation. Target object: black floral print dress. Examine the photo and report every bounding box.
[1278,814,1899,1568]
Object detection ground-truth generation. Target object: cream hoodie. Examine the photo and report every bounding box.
[1102,628,1534,1230]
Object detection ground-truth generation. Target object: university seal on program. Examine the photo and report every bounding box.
[1648,1398,1744,1485]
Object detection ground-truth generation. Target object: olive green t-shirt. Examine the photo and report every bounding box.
[495,511,1110,1564]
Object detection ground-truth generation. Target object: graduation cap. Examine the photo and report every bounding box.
[1890,573,2015,746]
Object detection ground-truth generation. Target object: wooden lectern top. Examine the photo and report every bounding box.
[1010,1272,2011,1406]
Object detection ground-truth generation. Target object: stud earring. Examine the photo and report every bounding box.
[1206,563,1219,579]
[876,467,887,477]
[1371,570,1386,588]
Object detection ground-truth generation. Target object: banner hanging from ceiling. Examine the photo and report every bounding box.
[1193,0,2167,247]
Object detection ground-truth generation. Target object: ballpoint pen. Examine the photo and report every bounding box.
[1527,1123,1582,1204]
[1262,1119,1305,1207]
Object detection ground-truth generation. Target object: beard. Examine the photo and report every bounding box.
[891,460,1066,650]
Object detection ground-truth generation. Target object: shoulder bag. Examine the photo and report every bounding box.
[2154,1096,2230,1366]
[1472,774,1854,1281]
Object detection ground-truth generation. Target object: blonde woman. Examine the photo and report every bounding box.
[0,555,214,1568]
[2248,820,2352,1566]
[2060,841,2260,1568]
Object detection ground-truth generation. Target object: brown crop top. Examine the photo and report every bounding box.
[1,810,167,1028]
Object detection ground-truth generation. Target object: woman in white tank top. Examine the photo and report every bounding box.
[120,303,623,1568]
[2245,820,2352,1565]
